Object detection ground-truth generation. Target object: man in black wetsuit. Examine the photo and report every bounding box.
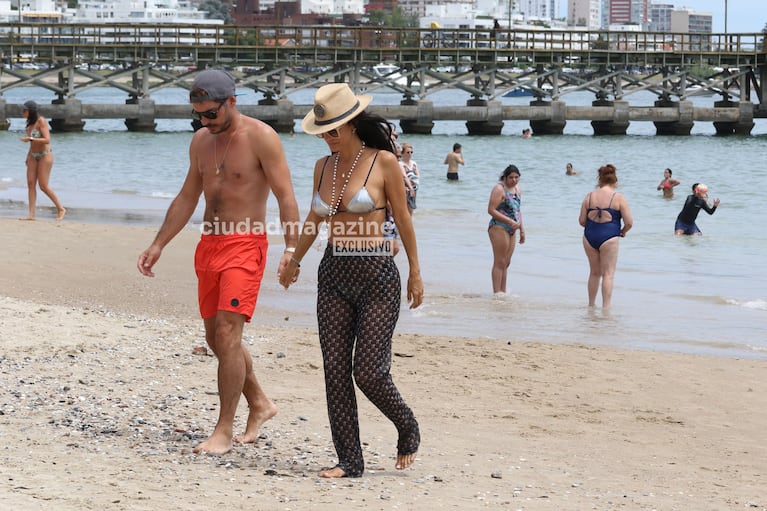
[674,183,720,235]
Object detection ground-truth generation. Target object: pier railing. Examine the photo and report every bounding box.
[1,23,765,135]
[1,23,765,69]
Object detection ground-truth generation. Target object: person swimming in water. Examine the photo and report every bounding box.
[578,164,633,309]
[674,183,720,235]
[657,168,681,198]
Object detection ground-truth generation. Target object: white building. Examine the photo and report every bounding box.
[649,2,674,32]
[74,0,219,24]
[301,0,364,15]
[517,0,560,20]
[670,7,712,34]
[567,0,599,28]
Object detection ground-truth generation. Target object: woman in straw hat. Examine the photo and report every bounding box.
[279,83,423,478]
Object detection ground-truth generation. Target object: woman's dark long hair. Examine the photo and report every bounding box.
[499,164,520,181]
[26,110,39,128]
[349,111,396,153]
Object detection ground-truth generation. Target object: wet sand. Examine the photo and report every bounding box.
[1,219,765,510]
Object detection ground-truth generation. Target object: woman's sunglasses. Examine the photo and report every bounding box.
[317,128,340,139]
[191,100,226,121]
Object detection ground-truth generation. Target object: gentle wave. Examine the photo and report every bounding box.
[150,191,176,199]
[726,298,767,311]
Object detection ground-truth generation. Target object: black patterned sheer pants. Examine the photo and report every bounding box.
[317,246,420,477]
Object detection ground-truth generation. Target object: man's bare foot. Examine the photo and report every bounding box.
[319,466,347,478]
[19,216,35,221]
[192,431,233,455]
[395,452,417,470]
[56,208,66,221]
[234,400,278,444]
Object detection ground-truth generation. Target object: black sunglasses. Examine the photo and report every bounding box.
[191,100,226,121]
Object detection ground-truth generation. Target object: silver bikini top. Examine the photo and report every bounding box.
[312,152,384,217]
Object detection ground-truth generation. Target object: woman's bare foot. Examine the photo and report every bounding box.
[395,452,418,470]
[192,430,233,455]
[319,466,347,478]
[56,208,67,221]
[234,401,278,444]
[19,216,35,221]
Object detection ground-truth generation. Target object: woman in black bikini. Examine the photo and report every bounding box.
[20,100,66,221]
[279,84,423,478]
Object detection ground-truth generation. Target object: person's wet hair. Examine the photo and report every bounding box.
[499,164,520,181]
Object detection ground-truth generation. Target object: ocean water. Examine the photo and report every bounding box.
[1,86,765,359]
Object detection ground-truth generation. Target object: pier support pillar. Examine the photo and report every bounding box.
[399,100,435,135]
[0,98,9,130]
[653,99,693,136]
[713,100,754,136]
[465,99,503,136]
[124,97,157,132]
[49,98,85,132]
[591,99,630,135]
[258,97,295,134]
[529,99,566,135]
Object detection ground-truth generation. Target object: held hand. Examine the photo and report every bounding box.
[519,230,526,244]
[278,256,300,289]
[137,246,161,277]
[407,273,424,309]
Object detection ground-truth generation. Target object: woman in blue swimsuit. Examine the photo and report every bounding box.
[487,165,525,295]
[578,164,633,308]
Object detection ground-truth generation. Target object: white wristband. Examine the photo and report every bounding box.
[284,247,296,254]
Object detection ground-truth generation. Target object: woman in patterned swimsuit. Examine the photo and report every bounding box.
[487,164,525,295]
[279,84,423,478]
[21,100,66,221]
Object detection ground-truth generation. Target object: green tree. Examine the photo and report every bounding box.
[199,0,233,24]
[367,7,418,28]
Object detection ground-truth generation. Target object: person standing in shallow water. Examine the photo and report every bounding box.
[137,69,301,455]
[280,83,423,479]
[399,142,419,215]
[674,183,719,235]
[578,164,633,309]
[487,165,525,295]
[20,100,66,221]
[444,142,464,180]
[657,168,680,198]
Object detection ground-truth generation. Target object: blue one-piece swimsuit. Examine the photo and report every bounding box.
[584,192,622,250]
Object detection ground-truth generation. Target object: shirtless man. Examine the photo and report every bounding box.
[137,69,300,455]
[444,142,464,181]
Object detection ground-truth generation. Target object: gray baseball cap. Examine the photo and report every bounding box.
[190,70,236,102]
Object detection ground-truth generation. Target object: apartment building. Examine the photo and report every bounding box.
[567,0,599,28]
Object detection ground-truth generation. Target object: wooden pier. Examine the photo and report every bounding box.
[1,23,765,135]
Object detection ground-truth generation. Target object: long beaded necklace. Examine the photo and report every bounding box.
[329,142,366,216]
[214,115,241,175]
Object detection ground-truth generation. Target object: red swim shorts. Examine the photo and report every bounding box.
[194,233,268,322]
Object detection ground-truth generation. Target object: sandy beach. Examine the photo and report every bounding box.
[1,218,766,511]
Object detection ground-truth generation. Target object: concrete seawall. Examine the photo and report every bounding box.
[0,97,756,136]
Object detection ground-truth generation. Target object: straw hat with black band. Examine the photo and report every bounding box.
[301,84,372,135]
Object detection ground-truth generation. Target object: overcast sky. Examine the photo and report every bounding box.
[681,0,764,33]
[559,1,763,33]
